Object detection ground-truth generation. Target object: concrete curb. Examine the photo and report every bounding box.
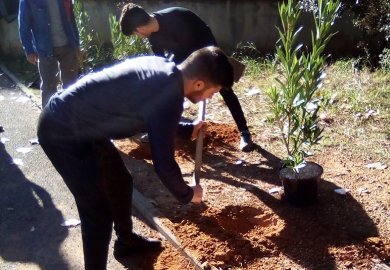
[1,62,203,270]
[0,62,41,110]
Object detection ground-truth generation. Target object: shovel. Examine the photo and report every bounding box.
[191,58,245,186]
[192,100,206,185]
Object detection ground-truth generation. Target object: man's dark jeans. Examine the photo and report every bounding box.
[38,108,134,270]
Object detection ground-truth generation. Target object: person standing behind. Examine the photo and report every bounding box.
[18,0,80,107]
[120,4,255,152]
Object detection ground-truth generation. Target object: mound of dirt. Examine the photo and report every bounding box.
[114,122,390,270]
[115,122,240,161]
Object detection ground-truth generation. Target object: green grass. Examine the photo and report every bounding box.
[240,56,390,165]
[2,49,389,166]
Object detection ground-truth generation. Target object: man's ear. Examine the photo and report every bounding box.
[135,26,143,33]
[194,80,205,91]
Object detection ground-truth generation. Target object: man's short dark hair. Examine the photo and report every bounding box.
[181,47,234,89]
[120,3,150,36]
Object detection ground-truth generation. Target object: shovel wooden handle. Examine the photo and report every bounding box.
[193,100,206,185]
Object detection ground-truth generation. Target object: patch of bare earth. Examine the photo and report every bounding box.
[114,122,390,270]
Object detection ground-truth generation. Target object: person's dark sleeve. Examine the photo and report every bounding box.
[144,96,194,204]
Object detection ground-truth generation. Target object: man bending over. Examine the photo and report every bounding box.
[120,4,254,151]
[37,46,233,270]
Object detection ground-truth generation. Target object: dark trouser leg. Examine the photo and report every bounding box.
[38,45,78,108]
[98,141,134,243]
[38,115,133,270]
[38,55,59,108]
[38,140,113,270]
[77,143,134,268]
[56,44,78,89]
[219,87,249,132]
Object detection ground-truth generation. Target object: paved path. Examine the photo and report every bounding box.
[0,66,125,270]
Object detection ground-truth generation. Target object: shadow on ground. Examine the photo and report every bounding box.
[0,143,69,269]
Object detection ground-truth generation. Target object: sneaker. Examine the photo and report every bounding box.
[140,132,149,143]
[113,233,162,259]
[240,130,254,152]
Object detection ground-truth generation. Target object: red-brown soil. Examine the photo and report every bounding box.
[114,122,390,270]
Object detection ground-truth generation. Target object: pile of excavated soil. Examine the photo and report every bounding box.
[114,122,390,270]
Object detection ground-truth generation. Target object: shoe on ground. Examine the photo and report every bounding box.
[240,130,254,152]
[140,132,149,143]
[113,233,162,259]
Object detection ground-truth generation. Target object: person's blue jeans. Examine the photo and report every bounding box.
[38,44,78,107]
[37,108,134,270]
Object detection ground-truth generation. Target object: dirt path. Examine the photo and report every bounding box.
[115,122,390,270]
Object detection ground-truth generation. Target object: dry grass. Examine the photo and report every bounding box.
[3,53,389,166]
[185,57,390,167]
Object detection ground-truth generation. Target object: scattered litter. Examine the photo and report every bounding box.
[305,151,313,157]
[329,93,338,104]
[30,226,35,232]
[183,100,190,109]
[356,108,380,120]
[269,187,282,194]
[29,138,39,145]
[319,113,327,119]
[211,162,226,168]
[306,102,319,111]
[0,96,4,101]
[0,125,3,132]
[236,159,244,165]
[1,137,10,144]
[366,108,380,116]
[358,187,370,194]
[334,188,350,195]
[16,96,30,103]
[7,208,14,211]
[245,87,260,96]
[61,218,81,227]
[366,162,387,170]
[11,158,23,165]
[16,147,33,154]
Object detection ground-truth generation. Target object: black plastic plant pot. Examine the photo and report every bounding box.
[279,162,323,206]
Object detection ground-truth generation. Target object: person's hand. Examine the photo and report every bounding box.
[191,185,203,203]
[191,120,207,140]
[26,54,37,65]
